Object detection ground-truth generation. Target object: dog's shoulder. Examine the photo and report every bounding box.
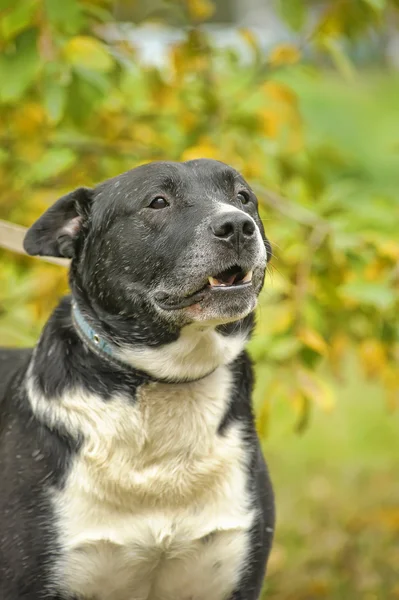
[0,348,32,405]
[0,346,81,598]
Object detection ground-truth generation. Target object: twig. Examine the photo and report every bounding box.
[0,220,69,267]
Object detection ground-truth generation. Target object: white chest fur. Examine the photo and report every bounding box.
[36,367,255,600]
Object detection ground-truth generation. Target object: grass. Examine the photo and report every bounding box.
[259,357,399,599]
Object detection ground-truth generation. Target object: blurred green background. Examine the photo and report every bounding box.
[0,0,398,597]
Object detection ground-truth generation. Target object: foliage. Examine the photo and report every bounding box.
[1,0,399,429]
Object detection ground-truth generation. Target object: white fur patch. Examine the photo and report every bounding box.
[27,365,255,600]
[61,215,82,237]
[215,202,249,216]
[214,202,267,264]
[116,326,248,382]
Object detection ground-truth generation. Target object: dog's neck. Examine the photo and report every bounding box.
[71,300,229,384]
[29,297,253,402]
[71,296,251,383]
[113,321,250,383]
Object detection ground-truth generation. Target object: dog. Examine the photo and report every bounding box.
[0,159,275,600]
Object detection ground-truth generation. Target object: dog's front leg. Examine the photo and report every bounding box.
[228,447,275,600]
[227,531,274,600]
[228,564,269,600]
[227,445,275,600]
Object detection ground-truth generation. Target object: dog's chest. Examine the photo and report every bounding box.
[52,369,254,600]
[57,495,252,600]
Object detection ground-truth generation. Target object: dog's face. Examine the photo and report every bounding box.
[24,159,270,332]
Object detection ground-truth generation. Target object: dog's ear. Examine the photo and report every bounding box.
[23,187,94,258]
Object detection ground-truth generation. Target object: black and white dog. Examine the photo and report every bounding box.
[0,159,274,600]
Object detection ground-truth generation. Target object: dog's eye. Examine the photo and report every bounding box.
[149,197,169,209]
[237,191,250,205]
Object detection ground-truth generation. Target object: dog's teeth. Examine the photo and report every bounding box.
[242,270,253,283]
[208,277,228,287]
[208,277,223,287]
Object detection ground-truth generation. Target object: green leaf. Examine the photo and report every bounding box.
[248,335,270,362]
[66,72,106,124]
[73,67,111,93]
[0,28,40,102]
[322,38,355,80]
[64,36,114,73]
[0,0,37,41]
[43,78,67,123]
[363,0,386,10]
[268,337,301,361]
[341,282,396,311]
[44,0,83,34]
[82,3,113,23]
[27,148,76,183]
[277,0,306,31]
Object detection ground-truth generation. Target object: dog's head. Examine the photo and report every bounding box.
[24,159,271,355]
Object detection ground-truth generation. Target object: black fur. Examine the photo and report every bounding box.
[0,159,274,599]
[0,349,77,599]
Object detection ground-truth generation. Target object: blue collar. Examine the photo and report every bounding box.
[72,301,115,360]
[71,300,217,383]
[71,301,136,374]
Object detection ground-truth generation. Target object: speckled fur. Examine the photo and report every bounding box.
[0,159,274,600]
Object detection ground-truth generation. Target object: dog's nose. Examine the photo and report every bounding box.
[210,212,256,249]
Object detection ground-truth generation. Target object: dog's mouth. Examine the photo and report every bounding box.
[207,265,253,288]
[154,265,254,311]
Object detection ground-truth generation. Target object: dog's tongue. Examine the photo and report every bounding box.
[208,275,236,287]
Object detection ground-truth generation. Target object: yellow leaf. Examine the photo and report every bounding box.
[64,36,113,72]
[316,13,342,39]
[239,28,259,52]
[298,327,328,355]
[240,159,263,180]
[382,365,399,411]
[379,240,399,261]
[13,139,44,163]
[186,0,215,21]
[268,302,294,335]
[292,390,310,433]
[261,81,297,106]
[181,140,220,161]
[359,339,386,379]
[297,368,335,412]
[364,259,385,281]
[268,43,301,67]
[257,108,282,138]
[13,103,46,136]
[284,111,304,154]
[131,123,157,145]
[181,111,198,132]
[171,42,209,78]
[329,333,348,374]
